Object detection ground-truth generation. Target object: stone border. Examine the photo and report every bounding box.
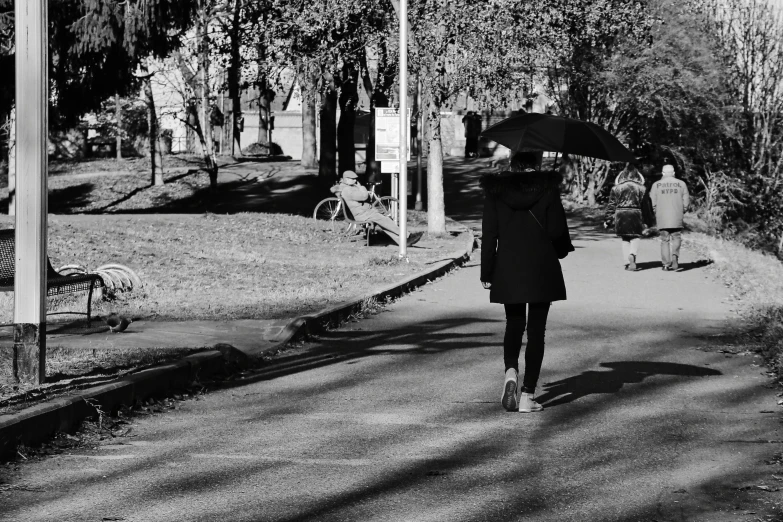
[257,230,476,355]
[0,229,475,461]
[0,351,223,460]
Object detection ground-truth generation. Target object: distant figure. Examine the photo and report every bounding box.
[331,170,422,246]
[462,111,482,158]
[604,165,646,271]
[480,150,574,413]
[650,164,690,271]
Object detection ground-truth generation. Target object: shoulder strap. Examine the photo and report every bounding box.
[528,209,544,231]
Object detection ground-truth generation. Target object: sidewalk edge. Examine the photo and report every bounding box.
[0,350,224,460]
[0,228,475,460]
[241,228,476,358]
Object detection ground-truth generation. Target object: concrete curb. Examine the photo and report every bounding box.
[0,351,224,460]
[0,228,475,461]
[247,228,476,357]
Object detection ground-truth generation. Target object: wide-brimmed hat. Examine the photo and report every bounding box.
[342,170,358,179]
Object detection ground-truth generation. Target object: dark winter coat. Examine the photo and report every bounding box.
[480,171,573,304]
[605,169,646,238]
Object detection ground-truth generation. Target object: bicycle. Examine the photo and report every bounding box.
[313,181,398,232]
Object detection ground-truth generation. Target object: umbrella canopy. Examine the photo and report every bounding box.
[480,113,636,163]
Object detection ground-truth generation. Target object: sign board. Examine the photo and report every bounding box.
[380,160,400,173]
[375,108,411,171]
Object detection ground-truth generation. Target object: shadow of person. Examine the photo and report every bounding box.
[535,361,722,408]
[676,259,713,272]
[633,261,663,271]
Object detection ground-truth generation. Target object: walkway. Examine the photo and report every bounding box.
[1,160,780,521]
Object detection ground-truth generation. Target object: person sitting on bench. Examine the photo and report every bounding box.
[331,170,423,246]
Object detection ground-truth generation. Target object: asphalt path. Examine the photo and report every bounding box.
[2,161,782,521]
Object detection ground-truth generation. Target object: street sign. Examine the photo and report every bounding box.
[380,160,400,173]
[375,108,411,170]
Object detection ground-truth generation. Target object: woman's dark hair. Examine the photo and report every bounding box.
[509,151,541,171]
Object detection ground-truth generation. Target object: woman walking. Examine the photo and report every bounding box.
[480,152,573,413]
[604,166,646,271]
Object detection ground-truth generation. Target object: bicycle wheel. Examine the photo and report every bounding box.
[373,196,398,217]
[313,197,344,222]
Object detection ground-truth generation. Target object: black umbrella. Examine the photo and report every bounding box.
[480,113,635,163]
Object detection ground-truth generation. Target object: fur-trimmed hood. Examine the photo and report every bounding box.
[480,170,562,211]
[614,168,645,186]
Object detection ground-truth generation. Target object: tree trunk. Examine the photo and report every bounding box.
[359,51,379,183]
[115,93,122,160]
[585,174,597,206]
[143,76,164,186]
[219,81,233,156]
[198,11,218,189]
[364,84,391,185]
[302,98,317,169]
[256,41,272,149]
[228,0,243,156]
[221,98,234,157]
[426,95,446,234]
[186,103,218,179]
[257,82,272,148]
[337,63,359,175]
[319,71,338,185]
[7,108,15,216]
[300,60,318,169]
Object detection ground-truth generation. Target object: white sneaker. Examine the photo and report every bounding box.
[501,368,518,412]
[518,392,543,413]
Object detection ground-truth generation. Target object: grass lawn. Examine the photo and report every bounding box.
[2,155,294,214]
[47,154,232,176]
[0,211,469,324]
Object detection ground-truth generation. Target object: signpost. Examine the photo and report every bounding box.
[397,0,409,259]
[415,79,423,211]
[13,0,49,384]
[375,108,411,225]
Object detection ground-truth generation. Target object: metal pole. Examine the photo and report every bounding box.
[398,0,408,259]
[415,77,423,211]
[13,0,48,385]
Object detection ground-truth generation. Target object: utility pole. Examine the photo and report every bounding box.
[13,0,48,384]
[398,0,408,260]
[415,78,423,211]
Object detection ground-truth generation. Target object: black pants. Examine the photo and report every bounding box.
[504,302,551,393]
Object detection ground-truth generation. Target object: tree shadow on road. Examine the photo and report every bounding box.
[210,316,501,393]
[536,361,722,408]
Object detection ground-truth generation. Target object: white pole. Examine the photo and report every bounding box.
[415,77,423,211]
[398,0,408,259]
[13,0,48,384]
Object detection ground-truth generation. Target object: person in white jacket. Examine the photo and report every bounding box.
[650,164,690,271]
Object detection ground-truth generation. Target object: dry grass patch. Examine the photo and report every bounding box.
[685,231,783,377]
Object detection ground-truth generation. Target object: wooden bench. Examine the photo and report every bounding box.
[338,196,379,247]
[0,229,104,324]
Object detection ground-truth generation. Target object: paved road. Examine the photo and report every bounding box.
[2,161,782,521]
